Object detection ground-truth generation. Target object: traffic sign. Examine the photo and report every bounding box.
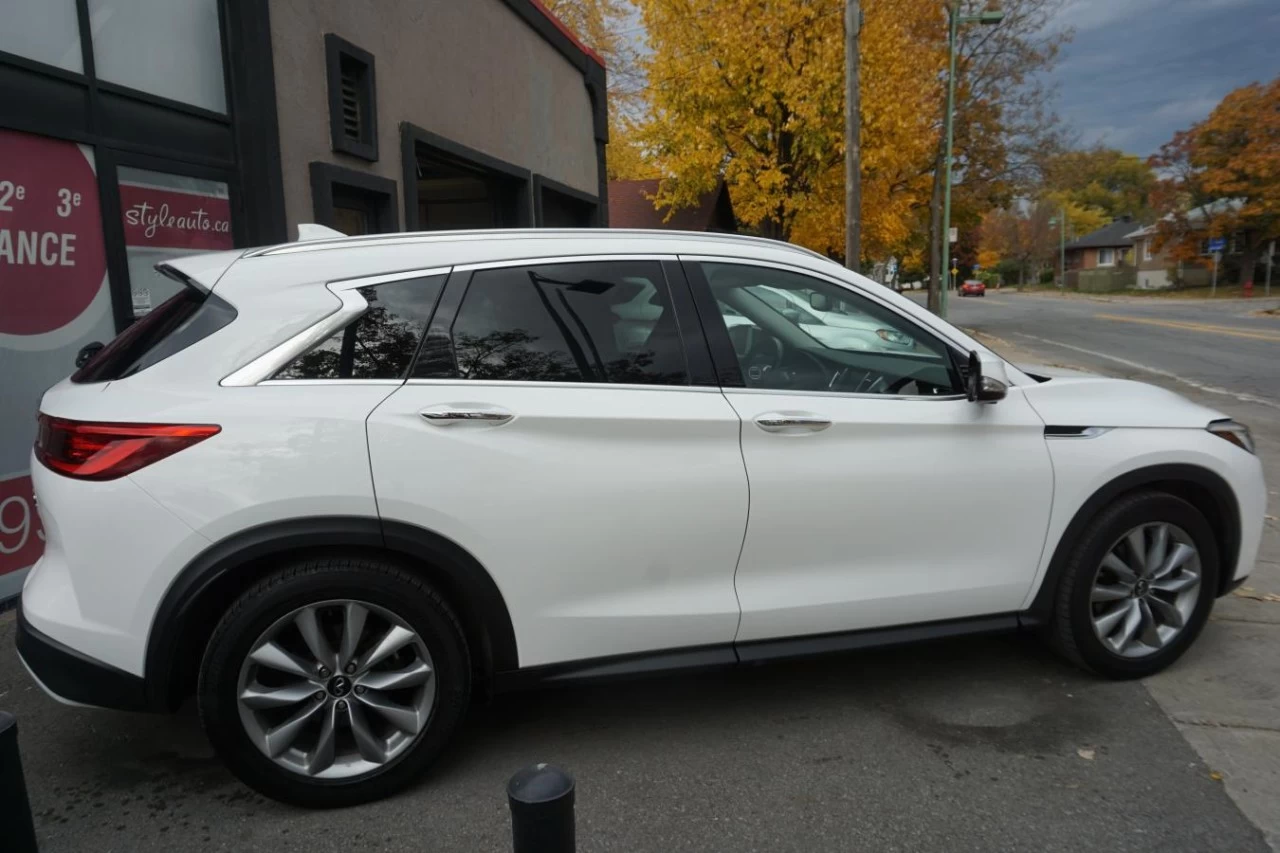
[1207,236,1226,253]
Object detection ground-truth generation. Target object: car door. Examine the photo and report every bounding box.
[366,257,748,669]
[683,258,1054,644]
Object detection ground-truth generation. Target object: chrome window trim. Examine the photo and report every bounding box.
[220,267,451,387]
[724,387,968,403]
[403,379,721,393]
[256,379,406,387]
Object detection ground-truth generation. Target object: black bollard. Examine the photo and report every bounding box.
[0,711,39,852]
[507,763,575,853]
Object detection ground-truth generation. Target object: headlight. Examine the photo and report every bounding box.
[1207,419,1255,454]
[876,329,913,346]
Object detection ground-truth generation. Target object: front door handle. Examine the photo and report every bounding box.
[754,412,832,433]
[420,405,514,425]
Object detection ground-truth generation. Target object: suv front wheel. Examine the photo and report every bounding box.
[1049,491,1219,678]
[198,558,470,807]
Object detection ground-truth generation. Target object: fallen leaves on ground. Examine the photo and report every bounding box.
[1233,587,1280,603]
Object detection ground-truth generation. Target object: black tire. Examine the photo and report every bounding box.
[198,557,471,807]
[1048,490,1218,679]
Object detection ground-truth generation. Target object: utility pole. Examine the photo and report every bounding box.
[938,2,1004,318]
[1266,239,1274,297]
[844,0,861,272]
[938,0,960,319]
[1058,210,1066,288]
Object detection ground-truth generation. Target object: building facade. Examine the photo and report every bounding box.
[0,0,606,600]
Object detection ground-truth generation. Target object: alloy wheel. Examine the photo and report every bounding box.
[236,599,436,779]
[1089,522,1202,658]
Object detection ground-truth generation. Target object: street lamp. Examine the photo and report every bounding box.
[938,2,1004,319]
[1048,210,1065,288]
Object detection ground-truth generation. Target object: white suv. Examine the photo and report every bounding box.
[16,229,1266,807]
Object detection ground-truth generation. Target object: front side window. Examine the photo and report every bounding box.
[418,261,689,386]
[274,275,444,380]
[701,262,960,396]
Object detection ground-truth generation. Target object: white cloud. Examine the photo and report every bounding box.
[1148,96,1220,123]
[1051,0,1164,33]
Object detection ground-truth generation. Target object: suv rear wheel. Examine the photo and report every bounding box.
[1049,491,1218,678]
[198,558,470,807]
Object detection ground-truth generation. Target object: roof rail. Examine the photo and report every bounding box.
[244,228,834,264]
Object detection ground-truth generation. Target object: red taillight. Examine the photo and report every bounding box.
[35,415,220,481]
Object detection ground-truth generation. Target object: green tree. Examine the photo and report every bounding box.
[1041,145,1156,232]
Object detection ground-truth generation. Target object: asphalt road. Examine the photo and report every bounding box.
[2,289,1278,853]
[0,616,1267,853]
[930,289,1280,408]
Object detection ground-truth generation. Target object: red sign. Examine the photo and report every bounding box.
[0,130,108,337]
[119,183,233,251]
[0,474,44,578]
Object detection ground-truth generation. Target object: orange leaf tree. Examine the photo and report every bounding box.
[1149,77,1280,278]
[632,0,943,262]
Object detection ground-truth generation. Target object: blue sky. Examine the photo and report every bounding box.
[1045,0,1280,155]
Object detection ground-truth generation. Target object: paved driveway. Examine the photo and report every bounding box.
[0,613,1268,852]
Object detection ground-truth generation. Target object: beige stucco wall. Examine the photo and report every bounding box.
[269,0,598,231]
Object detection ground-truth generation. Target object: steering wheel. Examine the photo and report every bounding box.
[771,347,830,389]
[730,324,784,380]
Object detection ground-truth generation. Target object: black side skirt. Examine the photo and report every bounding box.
[493,613,1025,692]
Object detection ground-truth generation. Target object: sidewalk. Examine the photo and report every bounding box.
[974,330,1280,849]
[998,289,1280,310]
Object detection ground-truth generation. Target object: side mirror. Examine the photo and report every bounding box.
[75,341,104,368]
[966,350,1008,403]
[809,292,832,312]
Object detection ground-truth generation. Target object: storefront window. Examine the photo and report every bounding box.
[118,166,233,316]
[87,0,226,113]
[0,0,84,73]
[0,129,115,599]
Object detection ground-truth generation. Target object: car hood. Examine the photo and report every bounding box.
[1019,375,1225,429]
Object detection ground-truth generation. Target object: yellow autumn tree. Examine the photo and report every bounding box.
[633,0,943,261]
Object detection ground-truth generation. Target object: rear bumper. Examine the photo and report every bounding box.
[14,603,150,712]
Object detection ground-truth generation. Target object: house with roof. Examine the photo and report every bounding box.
[1126,200,1248,290]
[1064,216,1137,271]
[608,179,737,232]
[1062,216,1138,291]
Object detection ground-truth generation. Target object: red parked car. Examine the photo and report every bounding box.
[960,279,986,297]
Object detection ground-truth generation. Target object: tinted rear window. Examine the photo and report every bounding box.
[272,275,445,380]
[72,287,236,383]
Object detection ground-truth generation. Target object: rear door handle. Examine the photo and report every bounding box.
[754,412,832,433]
[419,405,514,425]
